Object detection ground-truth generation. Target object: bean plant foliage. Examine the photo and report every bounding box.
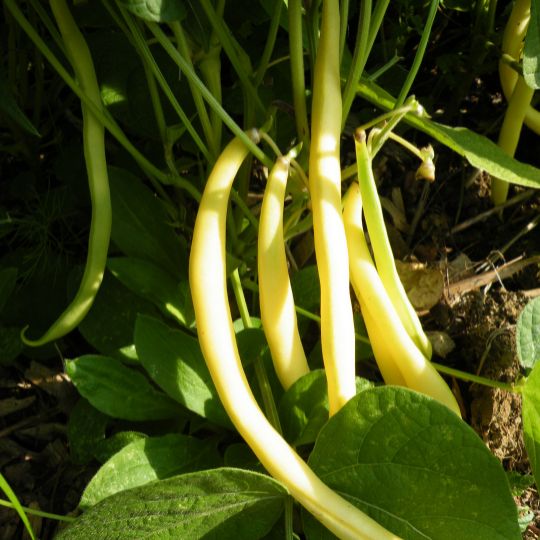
[2,0,540,539]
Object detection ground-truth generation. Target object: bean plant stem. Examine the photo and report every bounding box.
[431,362,523,393]
[169,21,218,160]
[146,22,272,169]
[230,269,282,432]
[254,0,283,87]
[342,0,372,128]
[198,0,265,115]
[5,0,200,201]
[0,499,75,523]
[395,0,439,108]
[289,0,310,152]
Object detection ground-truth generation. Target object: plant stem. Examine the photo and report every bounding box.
[395,0,439,108]
[342,0,372,128]
[147,22,272,169]
[0,499,75,523]
[431,362,523,393]
[5,0,200,201]
[254,0,283,87]
[198,0,265,115]
[339,0,350,64]
[230,269,282,432]
[169,21,218,160]
[289,0,310,152]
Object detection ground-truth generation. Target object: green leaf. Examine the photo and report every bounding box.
[0,68,40,137]
[109,167,187,277]
[517,297,540,370]
[56,468,286,540]
[107,257,194,327]
[67,399,110,465]
[357,79,540,189]
[94,431,147,463]
[117,0,187,22]
[134,315,231,428]
[279,371,373,446]
[291,265,320,311]
[80,433,221,508]
[66,355,182,421]
[279,370,329,446]
[0,267,17,313]
[522,362,540,487]
[76,269,158,361]
[304,386,520,540]
[0,473,36,540]
[524,0,540,89]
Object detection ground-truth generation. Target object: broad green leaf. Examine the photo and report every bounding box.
[279,371,373,446]
[0,267,17,313]
[517,297,540,370]
[66,355,182,421]
[109,167,187,277]
[56,468,286,540]
[67,399,109,465]
[80,433,221,508]
[76,269,158,361]
[279,370,329,446]
[304,387,520,540]
[134,315,231,428]
[522,362,540,487]
[117,0,187,22]
[357,79,540,189]
[0,69,40,137]
[94,431,147,463]
[524,0,540,89]
[108,257,194,327]
[291,265,320,311]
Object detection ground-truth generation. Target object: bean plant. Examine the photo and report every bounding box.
[3,0,540,539]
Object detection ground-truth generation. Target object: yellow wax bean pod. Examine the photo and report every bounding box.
[343,183,461,416]
[189,133,401,540]
[309,0,356,415]
[258,156,310,389]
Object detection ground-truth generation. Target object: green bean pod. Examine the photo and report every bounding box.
[343,183,461,416]
[189,133,401,540]
[258,156,310,389]
[21,0,111,346]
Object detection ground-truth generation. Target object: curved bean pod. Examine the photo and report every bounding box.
[258,156,310,389]
[21,0,111,347]
[343,183,461,416]
[189,133,401,540]
[309,0,356,415]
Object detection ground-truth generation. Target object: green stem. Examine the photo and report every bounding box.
[198,0,265,115]
[288,0,310,152]
[431,362,523,393]
[230,269,282,432]
[366,0,390,56]
[5,0,200,201]
[342,0,372,128]
[0,476,36,540]
[169,21,218,160]
[147,22,272,169]
[0,498,76,523]
[254,0,283,87]
[339,0,350,64]
[395,0,439,108]
[116,4,211,162]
